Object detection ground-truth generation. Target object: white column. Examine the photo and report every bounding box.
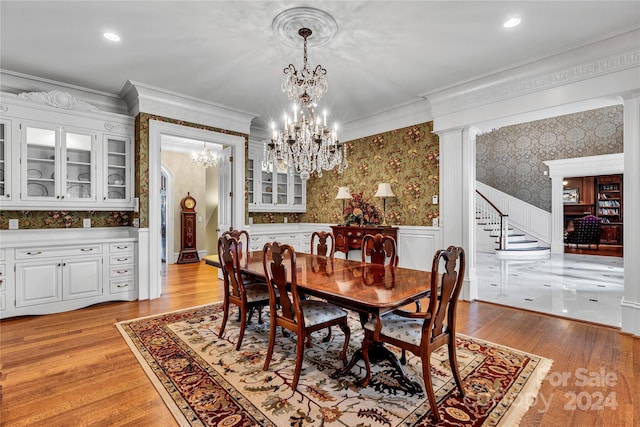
[438,127,478,301]
[621,93,640,336]
[547,173,566,253]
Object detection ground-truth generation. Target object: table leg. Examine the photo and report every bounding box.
[332,343,423,394]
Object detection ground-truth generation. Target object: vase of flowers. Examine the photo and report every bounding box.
[343,192,382,226]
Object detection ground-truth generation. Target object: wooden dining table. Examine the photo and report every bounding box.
[204,251,432,392]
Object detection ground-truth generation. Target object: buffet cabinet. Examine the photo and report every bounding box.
[0,228,137,319]
[247,145,306,213]
[0,91,135,210]
[331,225,399,258]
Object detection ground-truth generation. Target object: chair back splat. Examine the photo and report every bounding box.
[310,231,335,257]
[362,233,398,266]
[429,246,466,343]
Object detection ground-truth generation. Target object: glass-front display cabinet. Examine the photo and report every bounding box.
[21,123,96,202]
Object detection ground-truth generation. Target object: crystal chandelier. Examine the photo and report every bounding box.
[264,27,348,180]
[191,142,217,168]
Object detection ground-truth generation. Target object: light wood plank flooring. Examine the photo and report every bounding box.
[1,261,637,426]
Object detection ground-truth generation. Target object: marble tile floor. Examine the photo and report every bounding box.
[476,251,624,328]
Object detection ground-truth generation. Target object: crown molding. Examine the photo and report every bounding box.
[0,69,129,114]
[426,30,640,119]
[340,98,432,142]
[121,80,256,135]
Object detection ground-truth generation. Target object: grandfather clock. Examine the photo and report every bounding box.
[177,192,200,264]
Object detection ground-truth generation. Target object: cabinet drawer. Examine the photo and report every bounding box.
[110,242,135,253]
[110,254,135,265]
[110,278,136,293]
[109,265,135,278]
[16,245,103,260]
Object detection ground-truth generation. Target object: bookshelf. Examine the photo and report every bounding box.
[595,174,623,244]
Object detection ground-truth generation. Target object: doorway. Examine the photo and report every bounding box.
[146,120,246,300]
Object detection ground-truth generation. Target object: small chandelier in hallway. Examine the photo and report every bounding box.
[191,141,217,168]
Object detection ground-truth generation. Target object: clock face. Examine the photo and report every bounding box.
[185,198,196,209]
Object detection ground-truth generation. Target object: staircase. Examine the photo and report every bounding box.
[476,190,550,260]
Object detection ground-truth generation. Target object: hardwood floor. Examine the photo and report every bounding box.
[564,243,623,257]
[1,261,637,426]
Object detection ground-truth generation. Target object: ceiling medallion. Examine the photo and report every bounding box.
[272,7,338,48]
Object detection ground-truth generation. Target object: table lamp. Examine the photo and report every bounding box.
[374,183,395,226]
[335,186,352,220]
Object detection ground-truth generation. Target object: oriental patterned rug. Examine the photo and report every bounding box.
[116,304,552,427]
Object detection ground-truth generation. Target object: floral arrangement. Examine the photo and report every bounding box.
[343,192,382,226]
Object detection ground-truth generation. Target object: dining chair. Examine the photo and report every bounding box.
[362,233,398,266]
[310,231,335,257]
[309,230,336,345]
[262,241,351,390]
[361,246,466,422]
[220,229,263,279]
[217,234,271,351]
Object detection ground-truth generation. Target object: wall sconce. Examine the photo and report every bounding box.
[335,186,352,218]
[374,183,395,226]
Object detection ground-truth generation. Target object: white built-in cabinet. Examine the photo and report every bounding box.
[248,144,306,212]
[0,91,134,210]
[0,228,138,319]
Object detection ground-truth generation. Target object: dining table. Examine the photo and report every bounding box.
[204,250,432,392]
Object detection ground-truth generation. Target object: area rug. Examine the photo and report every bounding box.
[116,304,552,426]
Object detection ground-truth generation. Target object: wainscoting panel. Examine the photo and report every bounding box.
[397,226,442,271]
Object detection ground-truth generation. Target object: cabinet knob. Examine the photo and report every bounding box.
[26,251,42,255]
[81,248,94,252]
[6,194,9,198]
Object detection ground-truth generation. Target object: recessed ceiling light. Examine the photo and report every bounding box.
[103,32,121,42]
[503,17,521,29]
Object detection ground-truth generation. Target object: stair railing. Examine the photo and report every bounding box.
[476,190,509,250]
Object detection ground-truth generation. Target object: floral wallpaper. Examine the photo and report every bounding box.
[0,210,131,229]
[292,122,440,226]
[476,105,623,212]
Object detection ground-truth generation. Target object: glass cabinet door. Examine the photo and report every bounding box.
[104,135,130,202]
[276,170,288,206]
[247,157,254,205]
[64,131,94,201]
[23,125,58,200]
[261,163,273,205]
[292,174,304,208]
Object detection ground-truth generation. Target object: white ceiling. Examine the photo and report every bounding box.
[1,1,639,130]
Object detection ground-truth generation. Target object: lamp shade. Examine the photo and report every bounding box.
[374,183,395,198]
[335,186,352,200]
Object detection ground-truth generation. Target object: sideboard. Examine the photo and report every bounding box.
[330,225,398,259]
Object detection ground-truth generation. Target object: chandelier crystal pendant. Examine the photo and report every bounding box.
[191,142,217,168]
[265,27,348,180]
